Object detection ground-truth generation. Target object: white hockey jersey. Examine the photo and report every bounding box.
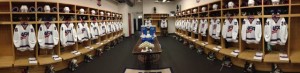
[180,20,185,30]
[99,22,106,36]
[179,20,185,30]
[199,19,208,36]
[175,20,179,29]
[119,21,123,30]
[264,18,288,45]
[60,23,77,47]
[113,22,117,32]
[187,20,192,32]
[13,24,37,51]
[241,18,262,44]
[90,22,100,40]
[209,18,221,39]
[106,22,112,34]
[115,22,119,31]
[161,19,168,28]
[192,19,199,34]
[222,18,239,42]
[77,22,91,42]
[38,23,59,49]
[185,20,190,31]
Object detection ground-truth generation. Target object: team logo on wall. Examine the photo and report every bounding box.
[97,0,102,6]
[196,0,200,3]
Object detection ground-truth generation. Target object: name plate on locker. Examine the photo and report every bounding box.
[230,50,240,57]
[279,53,289,61]
[253,52,263,60]
[213,47,220,51]
[71,51,81,55]
[28,57,38,64]
[52,55,62,61]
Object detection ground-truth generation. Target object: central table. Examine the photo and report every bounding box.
[132,38,162,68]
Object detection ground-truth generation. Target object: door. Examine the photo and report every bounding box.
[128,13,132,36]
[138,18,142,31]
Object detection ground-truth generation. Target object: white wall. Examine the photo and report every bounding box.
[118,3,131,37]
[176,0,219,10]
[9,0,119,12]
[143,0,176,14]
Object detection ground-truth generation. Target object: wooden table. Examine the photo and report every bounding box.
[132,38,162,68]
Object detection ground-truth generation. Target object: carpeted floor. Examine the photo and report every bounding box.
[57,34,251,73]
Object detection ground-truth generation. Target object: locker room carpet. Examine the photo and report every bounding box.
[57,34,259,73]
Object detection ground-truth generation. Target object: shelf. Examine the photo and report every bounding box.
[59,13,76,15]
[238,50,263,62]
[263,14,289,18]
[0,12,10,14]
[12,12,35,14]
[90,15,98,17]
[36,12,58,14]
[239,15,263,18]
[205,44,221,52]
[37,55,62,65]
[263,51,289,63]
[290,51,300,63]
[78,48,93,54]
[222,8,239,11]
[209,9,221,12]
[77,14,90,16]
[240,6,262,9]
[219,47,239,57]
[291,4,300,6]
[0,56,14,68]
[198,11,208,14]
[60,51,80,60]
[12,21,37,24]
[14,57,38,67]
[264,4,289,7]
[0,21,11,24]
[290,14,300,17]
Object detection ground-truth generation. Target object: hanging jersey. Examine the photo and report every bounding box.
[222,18,239,42]
[209,18,221,39]
[115,22,119,31]
[60,23,77,47]
[192,19,199,34]
[106,22,111,34]
[264,18,288,45]
[182,20,186,30]
[175,20,180,29]
[119,22,123,30]
[199,19,208,36]
[185,20,190,31]
[112,22,117,32]
[99,22,106,36]
[38,23,59,49]
[77,22,91,42]
[242,18,262,44]
[187,20,192,32]
[13,24,37,51]
[160,19,168,28]
[90,22,100,39]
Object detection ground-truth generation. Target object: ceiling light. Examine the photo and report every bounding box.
[162,0,167,2]
[155,0,159,3]
[167,0,170,2]
[138,0,142,2]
